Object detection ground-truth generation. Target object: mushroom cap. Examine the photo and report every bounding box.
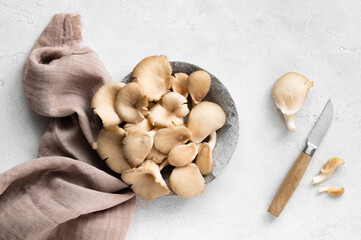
[91,82,125,128]
[153,126,192,154]
[188,70,211,104]
[121,160,170,200]
[195,143,213,175]
[168,143,198,167]
[272,72,314,115]
[187,101,226,143]
[147,146,167,164]
[132,55,173,101]
[122,129,153,167]
[115,82,148,123]
[92,127,131,173]
[124,118,153,133]
[147,92,189,127]
[169,163,206,198]
[172,73,189,98]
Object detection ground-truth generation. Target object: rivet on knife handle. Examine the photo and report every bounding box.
[268,99,334,217]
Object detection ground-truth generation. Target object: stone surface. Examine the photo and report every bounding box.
[1,0,361,239]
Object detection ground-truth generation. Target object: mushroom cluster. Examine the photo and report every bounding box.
[91,56,226,200]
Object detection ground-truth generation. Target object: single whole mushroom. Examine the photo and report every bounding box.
[168,143,198,167]
[121,160,170,200]
[147,92,189,127]
[169,163,206,198]
[122,129,153,167]
[188,70,211,104]
[187,101,226,143]
[153,126,192,154]
[272,72,314,132]
[115,82,148,123]
[195,132,216,175]
[132,55,173,101]
[172,73,189,98]
[312,157,345,184]
[92,127,131,173]
[91,82,125,128]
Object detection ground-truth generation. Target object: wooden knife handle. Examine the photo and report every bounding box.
[268,152,312,217]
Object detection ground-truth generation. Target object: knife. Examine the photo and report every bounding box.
[268,99,334,217]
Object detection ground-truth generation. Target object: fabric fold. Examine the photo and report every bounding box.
[0,13,136,240]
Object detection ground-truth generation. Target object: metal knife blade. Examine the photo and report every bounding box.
[305,99,334,156]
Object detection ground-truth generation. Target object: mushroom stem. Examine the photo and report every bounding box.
[283,114,296,132]
[208,132,217,149]
[318,187,345,196]
[159,159,169,171]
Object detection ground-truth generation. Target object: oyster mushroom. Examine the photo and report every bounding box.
[318,187,344,196]
[147,146,167,164]
[312,157,345,184]
[188,70,211,104]
[195,132,216,175]
[187,101,226,143]
[147,92,189,127]
[132,55,173,101]
[159,159,169,170]
[122,129,153,167]
[272,72,314,132]
[124,118,153,133]
[92,127,131,173]
[172,73,189,98]
[115,82,148,123]
[153,126,192,154]
[168,143,198,167]
[169,163,206,198]
[121,160,170,200]
[91,82,125,128]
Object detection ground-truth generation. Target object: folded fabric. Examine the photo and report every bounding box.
[0,13,136,240]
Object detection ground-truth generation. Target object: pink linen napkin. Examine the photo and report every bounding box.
[0,13,136,239]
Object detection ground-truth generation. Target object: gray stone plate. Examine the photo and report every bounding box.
[121,61,239,189]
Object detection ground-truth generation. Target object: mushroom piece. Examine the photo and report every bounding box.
[91,82,125,128]
[318,187,345,197]
[272,72,314,132]
[169,163,206,198]
[153,126,192,154]
[159,159,169,170]
[145,128,168,164]
[187,101,226,143]
[132,55,173,101]
[172,73,189,98]
[188,70,211,104]
[124,118,153,133]
[92,127,131,173]
[147,92,189,127]
[122,129,153,167]
[168,143,198,167]
[312,157,345,184]
[195,132,216,175]
[121,160,170,200]
[147,146,168,164]
[115,82,148,123]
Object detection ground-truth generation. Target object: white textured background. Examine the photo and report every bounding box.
[1,0,361,239]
